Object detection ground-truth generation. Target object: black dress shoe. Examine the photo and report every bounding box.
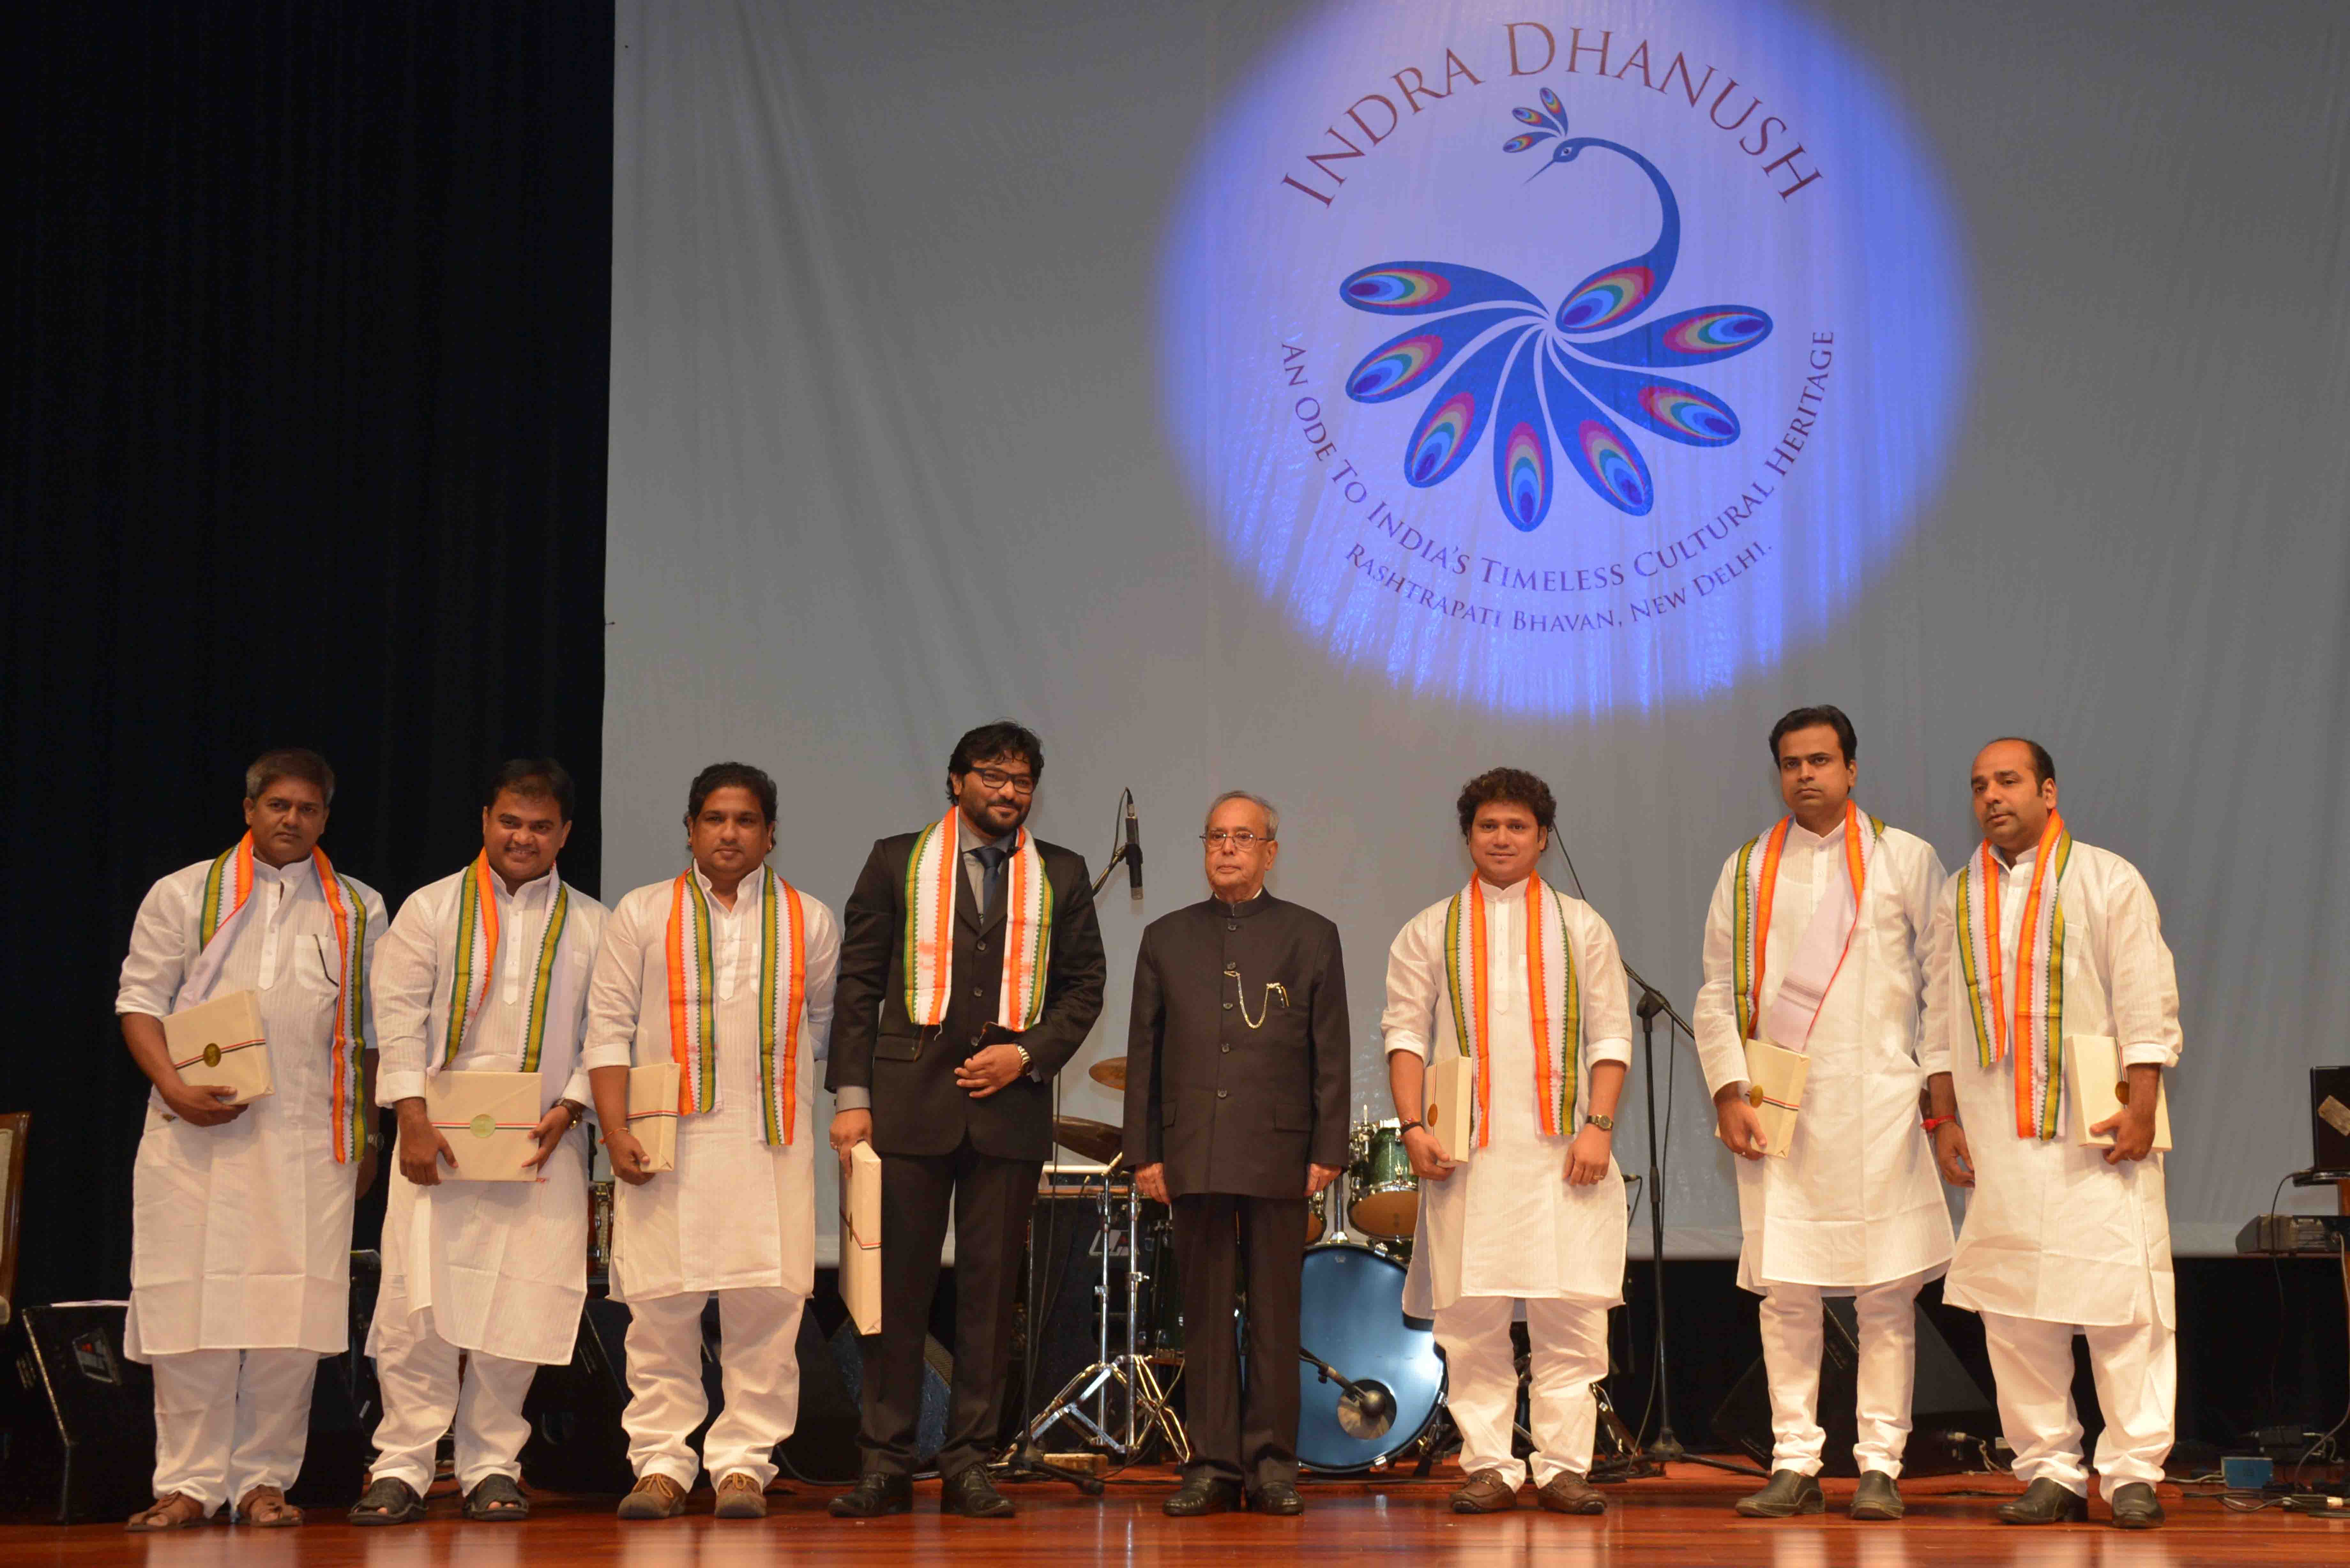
[828,1472,913,1519]
[1995,1477,2089,1525]
[1248,1481,1304,1516]
[2109,1482,2165,1529]
[1163,1476,1242,1517]
[1733,1469,1825,1518]
[1849,1470,1904,1520]
[941,1468,1016,1519]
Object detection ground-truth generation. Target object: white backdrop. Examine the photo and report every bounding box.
[606,0,2350,1255]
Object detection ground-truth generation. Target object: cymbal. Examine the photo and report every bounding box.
[1053,1114,1124,1165]
[1088,1055,1127,1091]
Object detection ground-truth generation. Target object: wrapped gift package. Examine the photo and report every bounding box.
[841,1141,882,1335]
[163,989,273,1107]
[426,1070,542,1182]
[2066,1034,2173,1151]
[1423,1052,1475,1165]
[625,1061,680,1172]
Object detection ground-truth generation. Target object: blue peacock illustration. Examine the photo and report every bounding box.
[1339,93,1772,529]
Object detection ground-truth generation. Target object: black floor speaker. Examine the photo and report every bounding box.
[0,1302,156,1523]
[1708,1298,1997,1477]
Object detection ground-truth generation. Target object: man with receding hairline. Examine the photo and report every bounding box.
[351,759,606,1526]
[583,762,841,1520]
[1123,790,1348,1517]
[117,749,388,1531]
[1922,738,2181,1530]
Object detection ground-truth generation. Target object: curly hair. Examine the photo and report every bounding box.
[1455,767,1557,837]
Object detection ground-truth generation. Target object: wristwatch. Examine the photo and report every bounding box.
[1398,1119,1425,1135]
[1584,1112,1615,1132]
[1013,1044,1034,1074]
[559,1098,588,1132]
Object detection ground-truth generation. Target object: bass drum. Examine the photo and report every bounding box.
[1293,1242,1444,1473]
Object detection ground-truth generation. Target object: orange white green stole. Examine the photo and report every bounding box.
[902,810,1053,1030]
[437,852,579,1090]
[1731,799,1883,1047]
[1441,872,1581,1150]
[184,832,370,1162]
[1955,811,2075,1140]
[665,866,808,1146]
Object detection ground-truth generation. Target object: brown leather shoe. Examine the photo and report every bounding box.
[232,1485,302,1527]
[125,1493,208,1532]
[1451,1468,1520,1513]
[617,1472,690,1519]
[1535,1471,1606,1514]
[713,1472,769,1519]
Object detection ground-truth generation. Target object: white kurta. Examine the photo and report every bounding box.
[368,864,607,1366]
[117,854,386,1359]
[1382,879,1633,1317]
[1922,838,2182,1330]
[580,868,839,1302]
[1693,819,1954,1293]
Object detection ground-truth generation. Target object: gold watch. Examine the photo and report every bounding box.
[1584,1112,1615,1132]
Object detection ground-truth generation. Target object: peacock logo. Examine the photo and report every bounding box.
[1338,92,1771,530]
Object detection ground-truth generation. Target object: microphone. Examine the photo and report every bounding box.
[1124,792,1144,901]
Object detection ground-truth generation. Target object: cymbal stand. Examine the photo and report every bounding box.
[1021,1169,1189,1464]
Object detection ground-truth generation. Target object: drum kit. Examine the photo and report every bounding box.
[1025,1057,1450,1472]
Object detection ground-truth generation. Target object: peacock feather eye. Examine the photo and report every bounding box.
[1503,132,1553,154]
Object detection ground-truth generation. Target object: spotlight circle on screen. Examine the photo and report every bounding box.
[1156,0,1968,717]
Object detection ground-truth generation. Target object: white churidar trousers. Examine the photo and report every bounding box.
[150,1348,318,1512]
[1982,1310,2173,1501]
[622,1287,806,1488]
[366,1314,539,1495]
[1757,1273,1923,1478]
[1432,1295,1608,1487]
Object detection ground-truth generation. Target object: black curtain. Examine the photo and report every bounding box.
[1,4,613,1307]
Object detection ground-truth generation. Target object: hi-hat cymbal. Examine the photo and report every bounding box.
[1052,1115,1124,1165]
[1088,1056,1128,1091]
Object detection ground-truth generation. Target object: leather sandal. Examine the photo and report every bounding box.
[463,1474,531,1522]
[234,1484,303,1527]
[348,1477,427,1526]
[125,1493,208,1532]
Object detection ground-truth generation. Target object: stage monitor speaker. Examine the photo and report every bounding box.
[1017,1194,1112,1443]
[1707,1299,1997,1477]
[0,1302,156,1523]
[288,1248,381,1506]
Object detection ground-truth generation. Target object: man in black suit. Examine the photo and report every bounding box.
[1123,790,1348,1517]
[825,721,1106,1519]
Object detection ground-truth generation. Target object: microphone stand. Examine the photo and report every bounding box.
[1625,962,1760,1478]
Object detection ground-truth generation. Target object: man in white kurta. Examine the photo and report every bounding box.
[1382,768,1632,1516]
[115,751,385,1530]
[1923,738,2179,1530]
[1692,706,1951,1520]
[353,761,606,1523]
[584,764,839,1520]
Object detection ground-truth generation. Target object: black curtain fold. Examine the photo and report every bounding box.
[2,3,614,1306]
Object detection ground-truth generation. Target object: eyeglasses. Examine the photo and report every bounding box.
[972,768,1036,795]
[1200,830,1270,848]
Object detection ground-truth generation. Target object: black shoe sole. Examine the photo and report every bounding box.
[829,1493,913,1519]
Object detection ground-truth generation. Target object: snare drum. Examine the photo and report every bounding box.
[1346,1119,1419,1240]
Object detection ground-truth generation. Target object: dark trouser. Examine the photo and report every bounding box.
[857,1136,1041,1479]
[1171,1191,1307,1491]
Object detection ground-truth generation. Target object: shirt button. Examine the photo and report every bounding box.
[971,987,984,998]
[1217,1089,1229,1100]
[1220,1043,1231,1054]
[976,941,989,953]
[1226,923,1238,931]
[1222,1002,1232,1011]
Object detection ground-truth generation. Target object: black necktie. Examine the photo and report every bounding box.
[972,844,1008,915]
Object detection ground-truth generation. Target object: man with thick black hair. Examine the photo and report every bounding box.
[827,721,1106,1519]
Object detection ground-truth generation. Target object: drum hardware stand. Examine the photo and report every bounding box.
[1020,1158,1190,1469]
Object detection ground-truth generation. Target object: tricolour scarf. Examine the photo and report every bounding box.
[439,850,574,1074]
[666,865,807,1146]
[902,810,1052,1030]
[184,832,369,1162]
[1955,810,2075,1140]
[1731,799,1883,1046]
[1442,871,1581,1149]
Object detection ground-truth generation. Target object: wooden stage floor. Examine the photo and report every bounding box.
[2,1465,2337,1565]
